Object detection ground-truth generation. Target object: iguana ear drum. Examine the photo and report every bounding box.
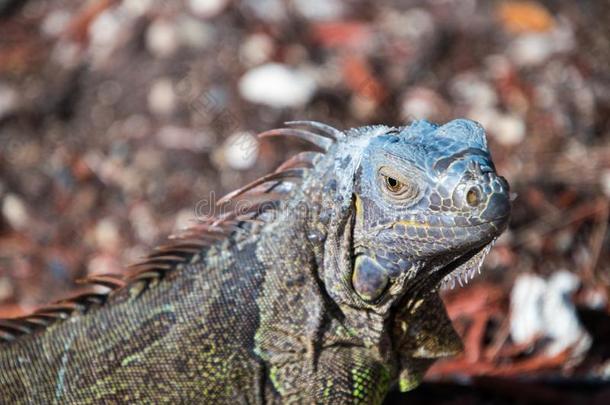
[352,255,389,302]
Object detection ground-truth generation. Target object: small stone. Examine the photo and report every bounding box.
[133,148,163,171]
[350,95,377,121]
[509,34,554,66]
[146,19,179,58]
[95,218,120,253]
[156,126,210,151]
[174,208,196,231]
[400,87,447,121]
[0,276,13,301]
[223,132,259,170]
[554,229,574,253]
[177,15,212,49]
[485,54,512,79]
[292,0,344,21]
[467,107,496,131]
[243,0,285,22]
[239,33,274,66]
[50,41,81,68]
[381,7,434,41]
[88,9,123,62]
[0,83,18,120]
[450,73,498,108]
[238,63,317,108]
[87,254,123,276]
[2,193,28,231]
[600,169,610,198]
[130,203,158,244]
[471,108,526,146]
[492,113,526,146]
[41,9,72,37]
[581,287,608,310]
[188,0,229,18]
[507,21,573,67]
[148,78,177,116]
[121,0,153,17]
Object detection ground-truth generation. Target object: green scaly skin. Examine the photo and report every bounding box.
[0,119,510,404]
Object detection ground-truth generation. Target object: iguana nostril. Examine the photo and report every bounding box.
[481,192,511,221]
[466,187,481,207]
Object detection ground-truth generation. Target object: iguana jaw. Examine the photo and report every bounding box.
[420,236,499,294]
[438,237,497,290]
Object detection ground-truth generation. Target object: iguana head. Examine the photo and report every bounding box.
[352,119,510,303]
[318,119,510,310]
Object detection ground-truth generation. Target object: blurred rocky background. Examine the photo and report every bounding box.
[0,0,609,402]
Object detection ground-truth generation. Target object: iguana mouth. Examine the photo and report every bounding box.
[388,213,510,231]
[387,242,491,307]
[437,238,496,290]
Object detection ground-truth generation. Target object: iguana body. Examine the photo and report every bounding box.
[0,119,510,404]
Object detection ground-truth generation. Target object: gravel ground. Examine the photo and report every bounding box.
[0,0,609,401]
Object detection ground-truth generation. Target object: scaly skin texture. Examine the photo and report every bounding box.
[0,119,510,404]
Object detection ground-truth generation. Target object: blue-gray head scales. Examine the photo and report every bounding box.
[309,119,511,311]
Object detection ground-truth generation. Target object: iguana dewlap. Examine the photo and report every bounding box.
[0,119,510,404]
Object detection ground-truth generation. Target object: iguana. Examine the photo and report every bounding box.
[0,119,510,404]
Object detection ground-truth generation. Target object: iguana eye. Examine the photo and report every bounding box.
[384,176,403,193]
[378,167,418,201]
